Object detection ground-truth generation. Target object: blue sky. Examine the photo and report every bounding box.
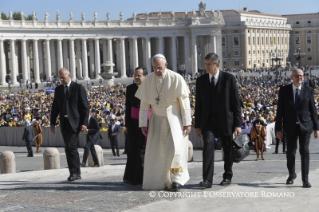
[1,0,318,21]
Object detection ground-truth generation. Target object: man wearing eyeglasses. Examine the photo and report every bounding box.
[275,68,319,188]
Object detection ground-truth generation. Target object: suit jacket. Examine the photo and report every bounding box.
[195,71,241,136]
[22,126,35,142]
[50,81,89,132]
[125,83,139,130]
[108,124,120,141]
[87,116,102,144]
[275,83,319,135]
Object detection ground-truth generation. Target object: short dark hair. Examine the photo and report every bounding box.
[135,66,148,76]
[205,53,220,64]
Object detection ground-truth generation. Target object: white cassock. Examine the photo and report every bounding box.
[135,69,192,190]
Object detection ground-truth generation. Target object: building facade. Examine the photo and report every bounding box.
[0,2,224,85]
[283,13,319,67]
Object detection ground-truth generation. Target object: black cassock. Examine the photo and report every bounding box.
[123,83,145,185]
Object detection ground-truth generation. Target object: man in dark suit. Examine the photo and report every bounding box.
[275,68,319,188]
[195,53,242,188]
[50,68,89,181]
[108,116,120,156]
[123,66,147,185]
[81,109,102,167]
[22,120,35,157]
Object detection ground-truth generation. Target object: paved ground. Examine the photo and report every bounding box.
[1,135,319,211]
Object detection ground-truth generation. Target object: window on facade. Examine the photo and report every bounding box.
[234,61,240,66]
[248,37,250,45]
[223,61,227,65]
[278,37,280,44]
[222,37,226,47]
[248,50,251,54]
[253,50,255,55]
[285,37,287,44]
[308,21,311,24]
[307,48,311,52]
[233,36,240,46]
[249,61,251,65]
[262,37,264,45]
[266,50,268,53]
[267,59,268,63]
[233,50,240,56]
[258,50,260,54]
[295,37,300,45]
[307,36,312,44]
[222,51,226,57]
[308,57,312,60]
[296,21,299,24]
[307,31,311,33]
[258,60,260,64]
[282,37,284,44]
[253,37,255,45]
[266,37,268,45]
[233,30,239,33]
[257,37,259,45]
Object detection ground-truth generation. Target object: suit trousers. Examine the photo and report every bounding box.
[61,118,81,176]
[110,138,119,156]
[275,136,286,153]
[286,125,310,182]
[26,141,33,156]
[202,125,234,182]
[82,140,99,165]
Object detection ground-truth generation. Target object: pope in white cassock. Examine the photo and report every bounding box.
[135,54,192,191]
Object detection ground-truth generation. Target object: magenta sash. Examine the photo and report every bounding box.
[131,106,140,119]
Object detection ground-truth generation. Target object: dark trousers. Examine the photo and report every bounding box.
[26,141,33,156]
[82,140,99,165]
[202,125,234,182]
[110,138,119,156]
[61,118,81,176]
[275,136,286,153]
[286,125,310,182]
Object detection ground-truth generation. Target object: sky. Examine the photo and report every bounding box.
[1,0,318,21]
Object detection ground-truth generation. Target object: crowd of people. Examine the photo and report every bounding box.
[1,70,319,133]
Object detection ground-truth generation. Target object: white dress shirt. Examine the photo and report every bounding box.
[292,83,302,103]
[209,69,220,85]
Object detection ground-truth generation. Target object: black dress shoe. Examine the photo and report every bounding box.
[122,151,127,154]
[272,152,278,154]
[80,162,86,167]
[286,174,297,185]
[77,175,81,180]
[67,174,78,181]
[283,151,286,154]
[303,181,311,188]
[220,179,231,186]
[171,182,181,192]
[117,154,120,157]
[199,180,212,188]
[92,164,100,167]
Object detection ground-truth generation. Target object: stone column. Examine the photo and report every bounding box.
[171,36,177,71]
[76,40,82,79]
[145,37,151,74]
[102,39,107,64]
[184,36,190,74]
[94,38,101,79]
[50,40,57,77]
[62,40,69,69]
[33,39,40,83]
[191,36,197,76]
[57,39,63,70]
[107,38,113,73]
[132,37,138,70]
[26,42,31,81]
[38,40,44,80]
[0,39,6,85]
[45,39,51,81]
[120,38,127,78]
[158,36,164,54]
[115,39,120,73]
[9,40,18,84]
[69,39,76,81]
[210,35,217,53]
[89,40,95,78]
[216,33,223,67]
[21,39,28,83]
[82,39,89,80]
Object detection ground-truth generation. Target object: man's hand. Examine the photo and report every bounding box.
[195,128,201,138]
[141,127,147,136]
[81,125,87,132]
[234,127,242,136]
[50,125,55,134]
[314,130,319,139]
[183,126,191,136]
[276,131,283,141]
[124,127,128,134]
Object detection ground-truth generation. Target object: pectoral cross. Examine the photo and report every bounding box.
[155,96,160,105]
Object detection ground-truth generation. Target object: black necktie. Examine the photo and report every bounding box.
[295,88,300,108]
[211,77,215,87]
[63,86,69,116]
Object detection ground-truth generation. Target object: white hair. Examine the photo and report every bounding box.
[152,54,167,64]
